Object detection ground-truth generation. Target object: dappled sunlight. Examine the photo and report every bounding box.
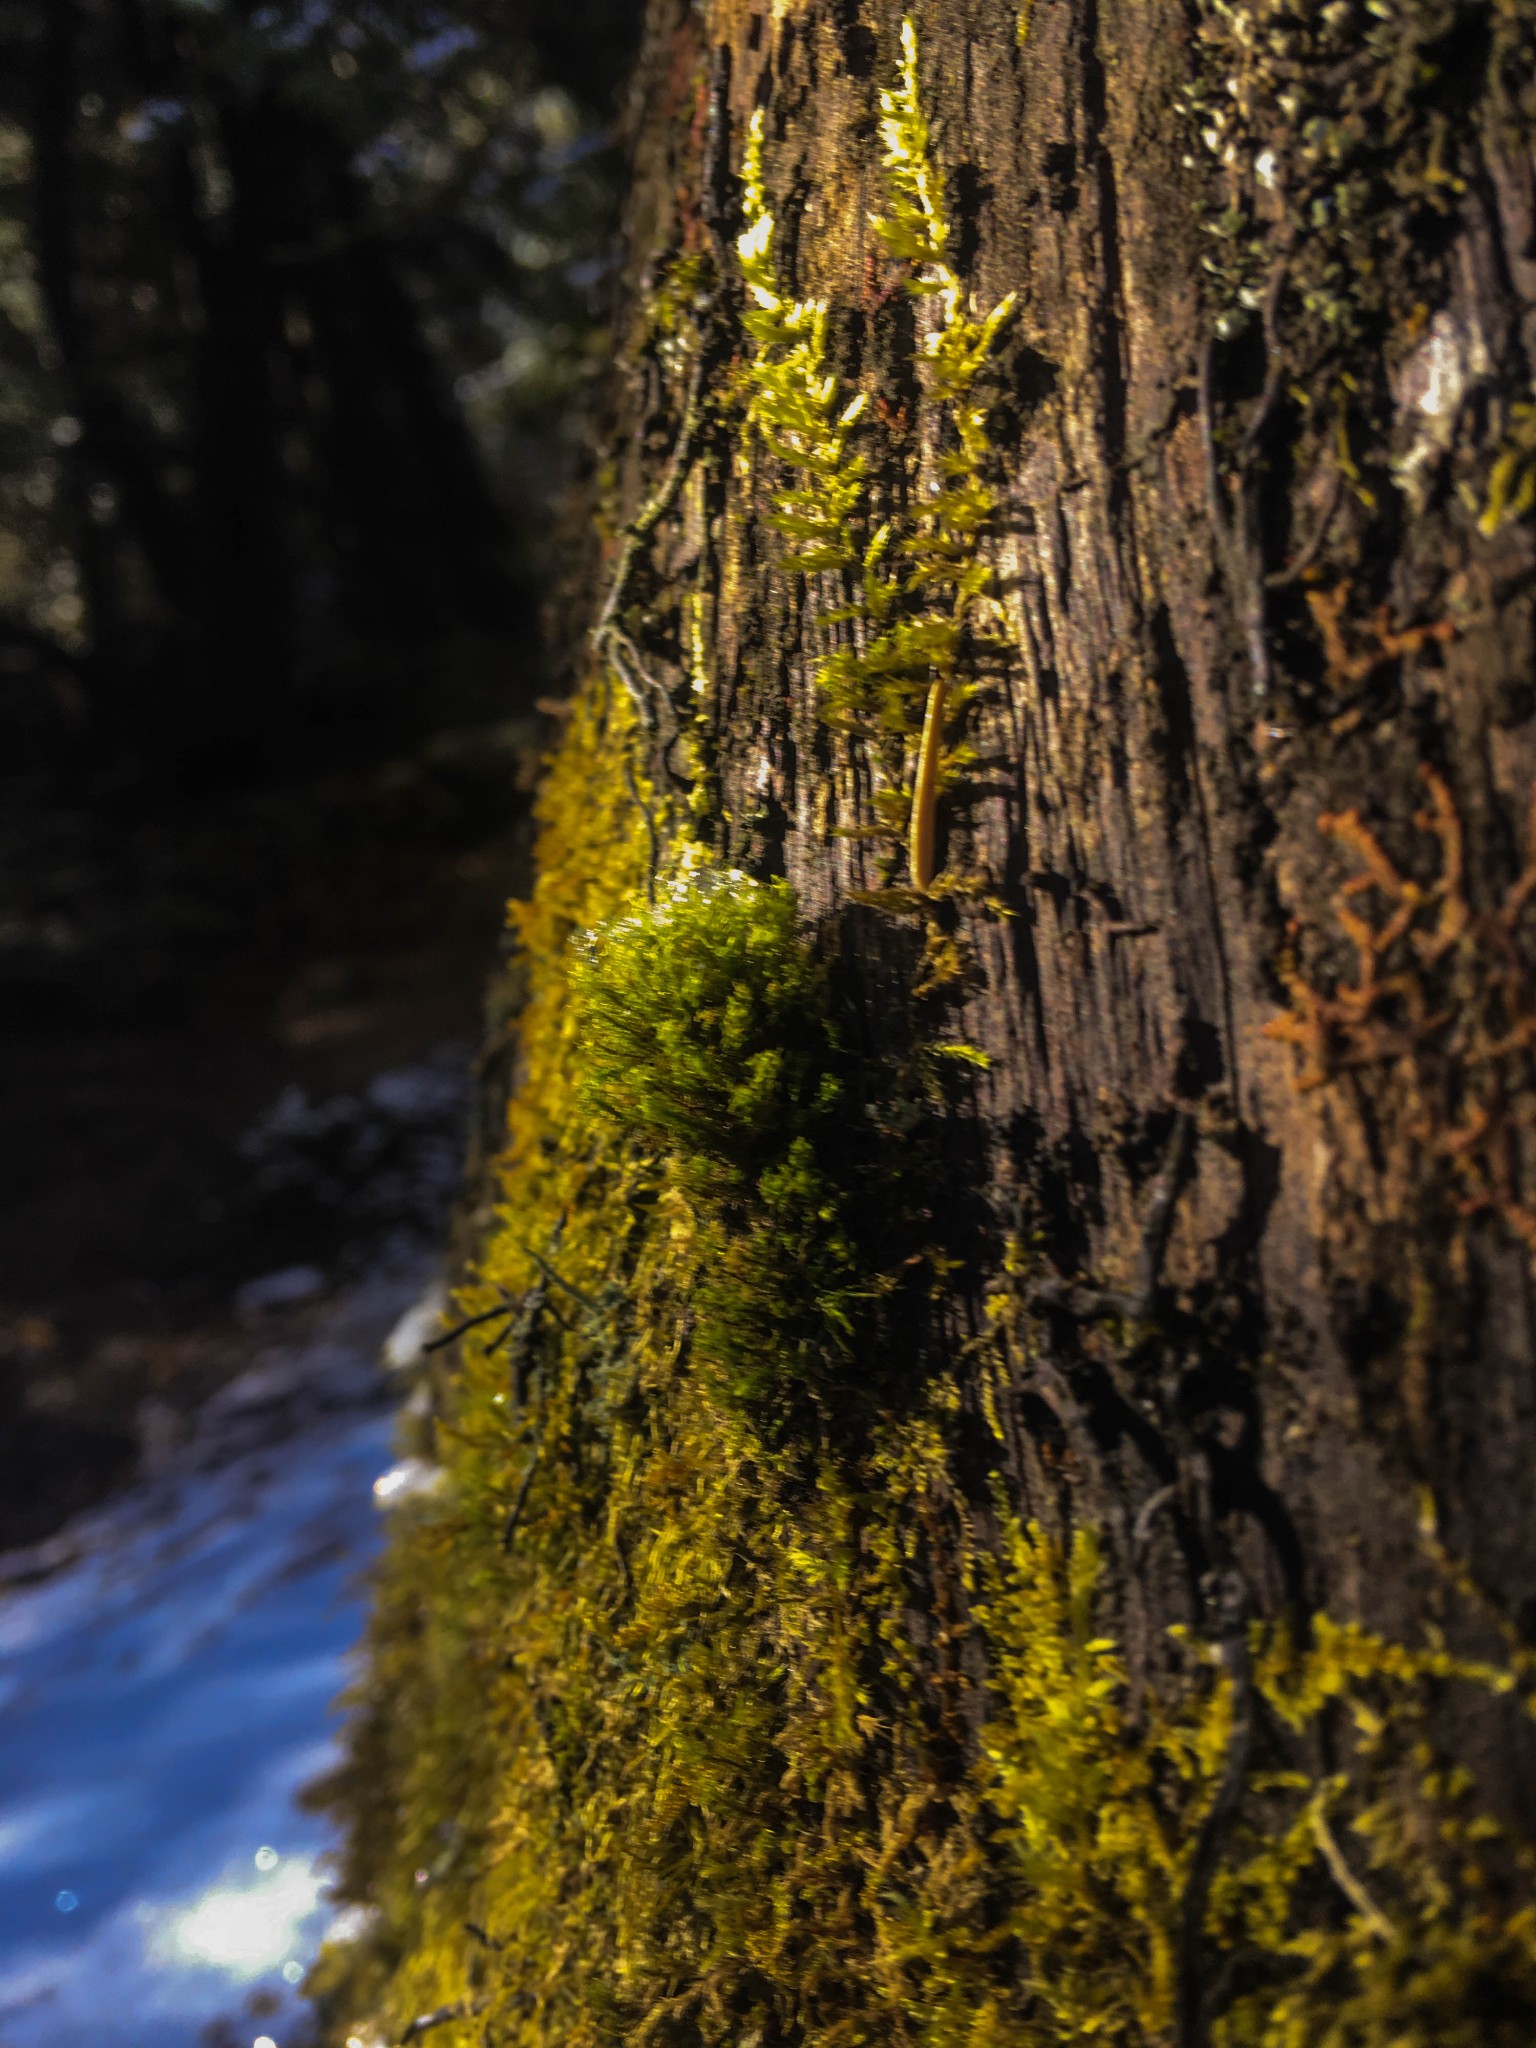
[145,1851,326,1981]
[0,1267,421,2047]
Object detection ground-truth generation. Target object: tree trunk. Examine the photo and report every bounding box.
[318,4,1536,2044]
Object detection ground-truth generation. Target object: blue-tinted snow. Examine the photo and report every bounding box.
[0,1266,431,2048]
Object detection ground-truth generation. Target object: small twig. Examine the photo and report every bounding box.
[1177,1569,1254,2048]
[1128,1111,1195,1317]
[502,1274,549,1416]
[621,742,661,904]
[1028,1276,1140,1322]
[909,674,949,890]
[592,341,715,655]
[602,621,661,732]
[1199,333,1272,699]
[1003,1311,1129,1521]
[1268,463,1342,589]
[501,1424,545,1551]
[1132,1482,1178,1554]
[522,1243,604,1315]
[1240,253,1290,459]
[589,303,721,874]
[399,2004,471,2044]
[1310,1803,1395,1942]
[423,1301,515,1353]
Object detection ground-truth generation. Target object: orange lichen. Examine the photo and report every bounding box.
[1267,767,1536,1248]
[1305,578,1455,693]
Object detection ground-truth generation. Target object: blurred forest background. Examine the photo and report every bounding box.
[0,0,636,1543]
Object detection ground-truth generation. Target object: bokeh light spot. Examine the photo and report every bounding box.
[146,1855,324,1979]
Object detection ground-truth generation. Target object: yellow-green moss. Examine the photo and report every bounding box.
[1481,391,1536,536]
[736,109,870,579]
[570,868,872,1406]
[734,21,1015,886]
[318,1155,1536,2043]
[315,804,1536,2040]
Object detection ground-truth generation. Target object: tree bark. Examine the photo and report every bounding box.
[320,3,1536,2042]
[604,0,1536,1798]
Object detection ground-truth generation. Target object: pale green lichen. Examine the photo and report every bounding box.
[1181,0,1536,566]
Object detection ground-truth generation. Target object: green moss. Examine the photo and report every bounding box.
[317,1068,1536,2047]
[734,21,1015,890]
[573,872,839,1191]
[1213,1615,1536,2048]
[824,20,1016,735]
[569,869,869,1405]
[736,108,870,578]
[1481,391,1536,535]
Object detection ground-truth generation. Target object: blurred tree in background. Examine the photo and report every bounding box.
[0,0,639,1031]
[0,0,632,784]
[0,0,640,1542]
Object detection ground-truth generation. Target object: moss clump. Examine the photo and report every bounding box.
[319,1408,1536,2047]
[971,1519,1211,2040]
[570,870,870,1405]
[573,874,841,1191]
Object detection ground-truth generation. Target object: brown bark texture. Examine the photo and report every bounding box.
[611,0,1536,1754]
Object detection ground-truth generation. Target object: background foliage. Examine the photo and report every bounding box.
[0,0,634,779]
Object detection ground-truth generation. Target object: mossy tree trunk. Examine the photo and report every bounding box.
[606,0,1536,1811]
[318,4,1536,2043]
